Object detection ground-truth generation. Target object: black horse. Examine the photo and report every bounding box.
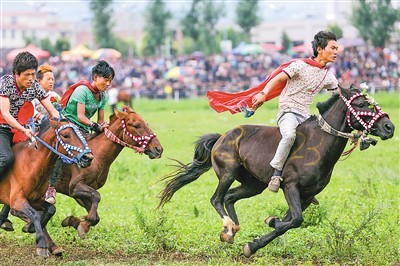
[158,85,395,257]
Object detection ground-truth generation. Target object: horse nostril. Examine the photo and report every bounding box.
[384,123,394,133]
[155,147,163,154]
[82,154,94,162]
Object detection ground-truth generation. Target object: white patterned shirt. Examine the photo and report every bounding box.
[279,60,338,118]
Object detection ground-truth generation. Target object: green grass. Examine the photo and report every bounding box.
[1,92,399,265]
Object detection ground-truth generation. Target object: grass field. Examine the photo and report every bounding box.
[1,92,399,265]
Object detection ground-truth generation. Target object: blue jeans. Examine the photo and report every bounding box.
[270,111,307,171]
[0,127,14,177]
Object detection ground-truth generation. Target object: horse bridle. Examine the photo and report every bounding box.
[339,92,388,131]
[30,120,92,164]
[104,119,156,154]
[318,91,387,156]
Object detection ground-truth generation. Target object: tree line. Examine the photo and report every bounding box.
[39,0,399,57]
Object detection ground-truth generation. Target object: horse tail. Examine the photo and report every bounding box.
[158,133,221,208]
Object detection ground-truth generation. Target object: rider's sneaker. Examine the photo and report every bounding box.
[268,176,283,193]
[45,186,56,204]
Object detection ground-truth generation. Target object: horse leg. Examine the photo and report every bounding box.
[37,203,64,256]
[224,181,267,234]
[243,183,303,257]
[10,201,49,257]
[62,182,101,239]
[0,205,13,231]
[210,167,238,244]
[43,226,64,256]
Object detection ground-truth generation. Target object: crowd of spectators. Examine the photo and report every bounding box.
[1,46,398,100]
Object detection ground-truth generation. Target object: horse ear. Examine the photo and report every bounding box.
[115,109,127,119]
[122,106,133,112]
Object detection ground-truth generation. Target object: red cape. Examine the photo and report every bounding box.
[207,58,324,114]
[60,80,98,108]
[0,101,34,143]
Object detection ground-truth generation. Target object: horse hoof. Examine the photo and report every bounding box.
[50,246,65,256]
[36,247,49,258]
[77,224,87,239]
[243,243,252,258]
[22,223,35,233]
[219,231,234,244]
[61,216,73,227]
[0,220,14,231]
[265,216,279,228]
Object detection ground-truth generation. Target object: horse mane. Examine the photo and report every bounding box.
[37,117,69,138]
[316,92,340,115]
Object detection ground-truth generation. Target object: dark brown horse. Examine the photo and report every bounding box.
[19,106,162,239]
[158,85,395,257]
[0,118,93,257]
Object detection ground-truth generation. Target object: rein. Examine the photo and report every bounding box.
[104,119,156,154]
[29,119,92,164]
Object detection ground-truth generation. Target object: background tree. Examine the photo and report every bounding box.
[235,0,261,42]
[199,1,224,54]
[281,31,292,54]
[181,0,202,43]
[327,23,343,39]
[143,0,171,56]
[90,0,116,48]
[54,38,70,55]
[40,38,55,55]
[350,0,399,48]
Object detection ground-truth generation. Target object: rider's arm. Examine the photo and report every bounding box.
[76,102,91,126]
[40,97,59,118]
[97,109,105,125]
[252,72,289,110]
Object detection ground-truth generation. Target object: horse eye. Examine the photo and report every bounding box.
[358,103,365,108]
[62,133,70,139]
[133,124,140,129]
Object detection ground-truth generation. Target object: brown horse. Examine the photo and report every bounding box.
[158,85,395,257]
[117,90,132,107]
[0,118,93,257]
[17,106,163,239]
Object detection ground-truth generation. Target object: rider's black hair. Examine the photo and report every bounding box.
[12,51,38,75]
[311,31,337,58]
[91,60,115,80]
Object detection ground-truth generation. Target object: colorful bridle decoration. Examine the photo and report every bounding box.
[340,92,388,132]
[104,119,156,154]
[55,123,92,163]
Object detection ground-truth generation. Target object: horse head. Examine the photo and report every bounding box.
[337,85,395,140]
[47,117,94,168]
[108,106,163,159]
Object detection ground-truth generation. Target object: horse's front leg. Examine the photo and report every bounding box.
[243,183,303,257]
[0,205,13,231]
[11,201,49,257]
[64,182,101,239]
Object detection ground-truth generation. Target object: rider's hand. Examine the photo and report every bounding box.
[252,92,266,110]
[21,128,35,140]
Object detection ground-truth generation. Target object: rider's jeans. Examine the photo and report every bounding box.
[0,127,14,177]
[270,111,307,171]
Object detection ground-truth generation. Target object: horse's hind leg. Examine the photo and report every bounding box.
[224,180,267,227]
[210,164,239,244]
[0,205,13,231]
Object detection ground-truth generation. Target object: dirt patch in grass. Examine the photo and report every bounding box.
[0,240,254,265]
